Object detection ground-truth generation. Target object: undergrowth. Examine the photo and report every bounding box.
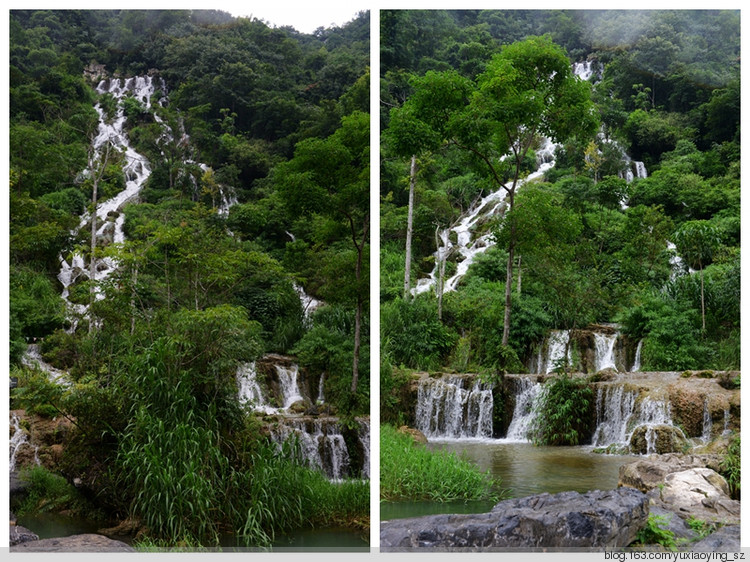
[380,424,505,502]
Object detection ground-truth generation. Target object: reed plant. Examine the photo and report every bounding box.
[380,424,503,502]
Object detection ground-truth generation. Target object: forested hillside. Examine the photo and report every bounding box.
[10,9,369,548]
[380,10,739,387]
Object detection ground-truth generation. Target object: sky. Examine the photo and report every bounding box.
[227,1,365,34]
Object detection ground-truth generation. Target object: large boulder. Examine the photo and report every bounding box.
[10,533,135,552]
[628,424,689,455]
[691,525,740,552]
[618,454,722,492]
[649,468,740,525]
[10,525,39,546]
[381,488,649,550]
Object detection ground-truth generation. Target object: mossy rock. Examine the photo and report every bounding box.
[629,424,689,455]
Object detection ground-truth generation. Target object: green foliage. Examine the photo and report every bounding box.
[381,297,457,371]
[720,436,740,500]
[634,514,677,550]
[530,374,593,446]
[15,466,91,517]
[380,424,503,502]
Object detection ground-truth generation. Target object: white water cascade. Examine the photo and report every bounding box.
[701,397,712,442]
[276,364,305,409]
[21,344,69,386]
[271,418,351,480]
[58,76,164,330]
[531,329,574,374]
[593,332,618,372]
[504,377,543,441]
[632,340,643,372]
[415,376,494,439]
[413,137,558,297]
[591,385,677,453]
[10,413,39,474]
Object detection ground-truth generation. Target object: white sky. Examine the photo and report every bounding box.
[227,2,366,34]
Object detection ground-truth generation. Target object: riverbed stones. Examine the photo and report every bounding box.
[380,488,648,550]
[10,525,39,546]
[618,454,722,492]
[10,533,135,552]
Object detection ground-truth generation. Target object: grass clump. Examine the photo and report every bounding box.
[380,424,504,502]
[14,465,96,518]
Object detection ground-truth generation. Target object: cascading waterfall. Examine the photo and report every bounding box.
[10,413,39,474]
[276,364,304,409]
[58,76,163,330]
[532,329,573,374]
[593,333,617,372]
[504,377,543,441]
[701,397,712,442]
[237,362,278,414]
[415,376,494,439]
[591,385,678,453]
[271,418,350,480]
[413,137,558,297]
[632,340,643,372]
[21,344,69,386]
[317,373,325,404]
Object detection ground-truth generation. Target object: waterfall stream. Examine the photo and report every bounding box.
[415,376,494,439]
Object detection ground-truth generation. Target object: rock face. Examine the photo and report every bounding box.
[10,533,135,552]
[691,525,740,552]
[649,468,740,525]
[618,454,722,492]
[381,488,649,550]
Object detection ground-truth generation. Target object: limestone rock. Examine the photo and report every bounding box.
[650,468,740,524]
[10,533,135,552]
[381,488,649,550]
[691,525,740,552]
[10,525,39,546]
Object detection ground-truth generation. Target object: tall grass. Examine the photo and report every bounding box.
[380,424,504,502]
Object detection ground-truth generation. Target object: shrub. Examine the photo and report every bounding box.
[720,436,740,499]
[529,374,593,446]
[634,513,677,550]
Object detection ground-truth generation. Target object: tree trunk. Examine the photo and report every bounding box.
[700,264,706,333]
[349,214,369,395]
[502,188,516,347]
[435,225,446,321]
[516,254,522,295]
[403,155,416,299]
[351,296,361,394]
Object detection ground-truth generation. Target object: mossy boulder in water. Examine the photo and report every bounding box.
[628,424,688,455]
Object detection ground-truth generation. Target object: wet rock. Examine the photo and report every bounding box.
[10,533,135,552]
[628,424,689,455]
[397,426,427,445]
[10,525,39,546]
[691,525,740,552]
[381,488,649,550]
[648,468,740,525]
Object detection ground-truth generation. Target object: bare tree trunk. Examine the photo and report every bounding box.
[516,254,522,295]
[88,142,111,335]
[403,155,416,299]
[435,225,445,321]
[349,214,369,395]
[502,188,516,347]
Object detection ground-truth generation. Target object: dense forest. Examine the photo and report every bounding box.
[380,10,740,399]
[10,9,369,547]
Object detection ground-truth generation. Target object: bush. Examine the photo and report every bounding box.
[529,374,593,446]
[634,513,677,550]
[720,436,740,499]
[380,424,503,502]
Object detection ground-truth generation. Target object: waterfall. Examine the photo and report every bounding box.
[10,413,39,474]
[316,373,325,404]
[412,137,558,296]
[593,333,617,372]
[701,397,712,442]
[573,60,602,82]
[722,408,731,436]
[632,340,643,372]
[271,418,350,480]
[504,377,543,441]
[237,362,277,414]
[21,344,69,386]
[415,376,494,439]
[275,364,305,409]
[592,385,676,453]
[58,76,162,330]
[592,385,638,446]
[294,283,324,321]
[542,330,572,374]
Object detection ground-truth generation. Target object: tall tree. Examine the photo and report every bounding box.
[387,35,599,350]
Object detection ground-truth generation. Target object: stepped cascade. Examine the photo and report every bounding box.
[10,413,39,474]
[415,376,494,439]
[504,377,543,441]
[236,358,370,479]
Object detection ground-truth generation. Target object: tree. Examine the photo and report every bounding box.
[673,220,722,333]
[387,36,599,350]
[274,111,369,396]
